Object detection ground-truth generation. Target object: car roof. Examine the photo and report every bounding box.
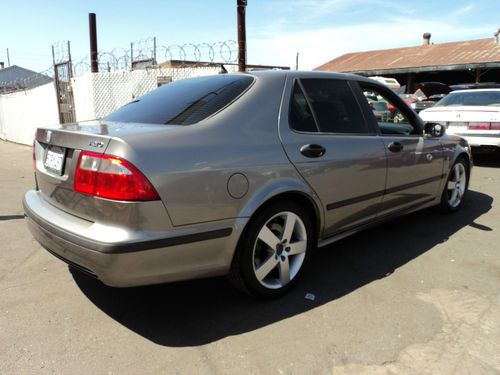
[448,88,500,94]
[247,69,381,85]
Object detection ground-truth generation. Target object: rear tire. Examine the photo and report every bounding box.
[439,157,469,212]
[228,201,313,298]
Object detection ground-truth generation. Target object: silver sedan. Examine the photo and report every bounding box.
[24,71,472,297]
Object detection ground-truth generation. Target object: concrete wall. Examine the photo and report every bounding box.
[0,82,59,145]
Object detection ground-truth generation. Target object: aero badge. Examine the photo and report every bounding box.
[89,140,105,148]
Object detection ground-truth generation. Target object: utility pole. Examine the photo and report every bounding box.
[89,13,98,73]
[237,0,247,72]
[6,48,10,66]
[295,52,299,70]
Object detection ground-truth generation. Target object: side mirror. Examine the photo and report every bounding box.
[424,122,445,137]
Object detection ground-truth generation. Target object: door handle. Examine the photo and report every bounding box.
[388,141,403,153]
[300,144,326,158]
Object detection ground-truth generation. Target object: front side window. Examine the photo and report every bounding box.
[289,79,369,134]
[106,75,254,125]
[359,84,418,136]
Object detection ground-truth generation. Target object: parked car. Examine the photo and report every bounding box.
[409,82,452,113]
[369,76,401,90]
[450,82,500,91]
[420,89,500,152]
[24,71,472,297]
[368,100,391,121]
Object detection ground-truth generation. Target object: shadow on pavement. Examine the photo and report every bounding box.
[472,152,500,168]
[0,214,25,221]
[72,190,493,347]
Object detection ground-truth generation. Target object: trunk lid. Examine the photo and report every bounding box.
[420,106,500,122]
[34,120,172,221]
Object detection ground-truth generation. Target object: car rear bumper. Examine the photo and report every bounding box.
[452,134,500,148]
[23,190,247,287]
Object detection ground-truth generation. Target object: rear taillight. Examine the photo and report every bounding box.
[74,151,160,201]
[468,122,491,130]
[466,122,500,130]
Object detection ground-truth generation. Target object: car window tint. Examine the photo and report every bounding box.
[105,75,254,125]
[359,84,418,136]
[289,82,318,132]
[299,79,368,134]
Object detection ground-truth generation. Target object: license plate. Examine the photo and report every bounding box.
[447,122,467,128]
[44,146,66,175]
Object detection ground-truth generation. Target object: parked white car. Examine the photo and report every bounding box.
[419,89,500,151]
[369,76,401,90]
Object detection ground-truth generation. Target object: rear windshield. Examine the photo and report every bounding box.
[105,75,254,125]
[435,91,500,107]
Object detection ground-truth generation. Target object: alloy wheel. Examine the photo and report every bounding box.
[252,211,308,289]
[447,162,467,208]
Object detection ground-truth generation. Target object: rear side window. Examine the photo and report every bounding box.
[105,75,254,125]
[289,82,319,132]
[290,79,369,134]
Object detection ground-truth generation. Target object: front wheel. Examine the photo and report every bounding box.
[229,201,313,298]
[439,157,469,212]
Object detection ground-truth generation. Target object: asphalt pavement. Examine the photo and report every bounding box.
[1,139,499,374]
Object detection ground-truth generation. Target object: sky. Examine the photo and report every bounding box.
[0,0,499,73]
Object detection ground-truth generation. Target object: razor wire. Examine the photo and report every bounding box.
[158,40,237,63]
[2,38,250,120]
[72,40,238,76]
[1,39,239,94]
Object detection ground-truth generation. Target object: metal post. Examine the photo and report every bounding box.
[406,73,415,94]
[475,69,481,83]
[51,45,56,66]
[130,42,134,70]
[153,36,157,65]
[295,52,299,70]
[237,0,247,72]
[89,13,98,73]
[6,48,10,66]
[52,45,63,124]
[67,41,73,77]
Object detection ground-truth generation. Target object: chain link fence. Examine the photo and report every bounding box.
[74,64,240,121]
[2,38,287,123]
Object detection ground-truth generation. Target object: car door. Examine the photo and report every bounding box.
[354,81,446,217]
[278,76,387,237]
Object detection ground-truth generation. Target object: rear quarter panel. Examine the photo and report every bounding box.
[105,74,318,227]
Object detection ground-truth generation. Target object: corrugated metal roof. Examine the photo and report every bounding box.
[315,37,500,73]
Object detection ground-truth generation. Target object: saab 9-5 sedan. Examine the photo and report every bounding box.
[24,71,472,297]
